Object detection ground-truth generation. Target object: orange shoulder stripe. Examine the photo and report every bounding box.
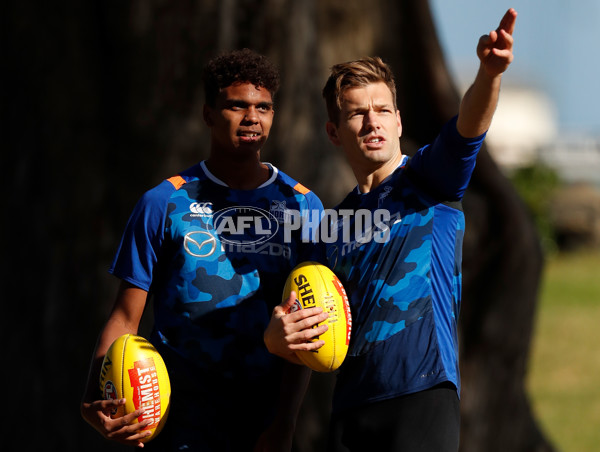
[293,182,311,195]
[167,175,186,190]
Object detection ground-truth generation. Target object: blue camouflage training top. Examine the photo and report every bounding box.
[110,161,323,381]
[324,116,485,413]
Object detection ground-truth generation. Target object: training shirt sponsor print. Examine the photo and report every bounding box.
[110,162,323,380]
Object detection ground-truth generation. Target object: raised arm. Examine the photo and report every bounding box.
[457,8,517,138]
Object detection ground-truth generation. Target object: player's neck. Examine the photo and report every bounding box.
[355,153,404,194]
[205,153,270,190]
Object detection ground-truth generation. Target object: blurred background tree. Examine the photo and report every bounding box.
[510,163,561,253]
[3,0,554,450]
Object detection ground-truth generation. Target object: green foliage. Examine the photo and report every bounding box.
[510,163,561,252]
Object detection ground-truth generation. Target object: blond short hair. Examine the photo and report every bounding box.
[322,56,398,124]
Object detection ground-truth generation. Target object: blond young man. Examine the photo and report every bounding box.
[266,8,517,451]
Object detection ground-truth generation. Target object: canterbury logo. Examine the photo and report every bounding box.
[184,231,217,257]
[189,202,213,215]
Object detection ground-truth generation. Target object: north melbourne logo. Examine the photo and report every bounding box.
[270,200,293,224]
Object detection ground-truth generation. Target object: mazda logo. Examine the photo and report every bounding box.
[184,231,218,257]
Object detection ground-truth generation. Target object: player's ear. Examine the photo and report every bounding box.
[396,109,402,138]
[326,121,341,146]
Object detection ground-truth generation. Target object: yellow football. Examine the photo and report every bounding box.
[99,334,171,442]
[283,261,352,372]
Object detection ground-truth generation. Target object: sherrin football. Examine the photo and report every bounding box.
[283,261,352,372]
[99,334,171,442]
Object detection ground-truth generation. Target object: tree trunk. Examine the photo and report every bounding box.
[3,1,554,450]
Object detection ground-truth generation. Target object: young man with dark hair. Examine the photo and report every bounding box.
[81,48,326,451]
[266,9,517,451]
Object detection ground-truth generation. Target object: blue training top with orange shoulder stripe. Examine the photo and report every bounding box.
[110,161,323,381]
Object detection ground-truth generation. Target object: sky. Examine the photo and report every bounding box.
[429,0,600,135]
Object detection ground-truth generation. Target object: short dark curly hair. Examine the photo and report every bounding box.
[203,48,280,107]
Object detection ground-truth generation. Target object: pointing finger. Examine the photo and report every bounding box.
[498,8,517,36]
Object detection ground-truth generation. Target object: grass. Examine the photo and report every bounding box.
[527,250,600,452]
